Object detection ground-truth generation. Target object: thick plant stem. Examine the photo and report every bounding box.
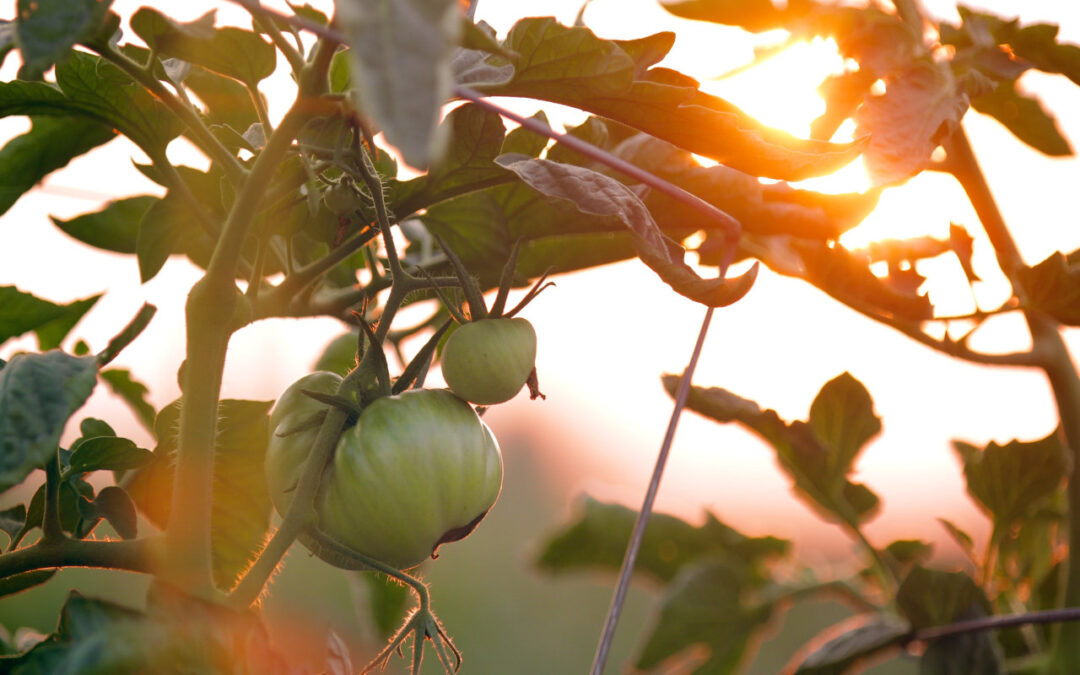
[0,536,162,578]
[946,127,1080,672]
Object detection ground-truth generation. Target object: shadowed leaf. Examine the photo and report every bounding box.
[973,80,1071,156]
[51,196,154,254]
[14,0,114,79]
[793,616,910,674]
[1016,251,1080,325]
[0,286,101,350]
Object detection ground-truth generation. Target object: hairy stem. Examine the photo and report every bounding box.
[0,536,162,578]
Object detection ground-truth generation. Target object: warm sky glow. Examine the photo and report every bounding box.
[2,0,1080,563]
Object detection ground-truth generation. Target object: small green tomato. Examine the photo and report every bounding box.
[440,317,537,405]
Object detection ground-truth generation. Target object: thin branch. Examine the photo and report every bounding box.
[914,607,1080,643]
[590,306,715,675]
[0,536,161,578]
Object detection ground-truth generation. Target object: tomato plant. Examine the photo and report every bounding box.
[268,374,502,570]
[0,0,1079,673]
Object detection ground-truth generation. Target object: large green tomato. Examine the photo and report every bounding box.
[265,373,503,570]
[440,317,537,405]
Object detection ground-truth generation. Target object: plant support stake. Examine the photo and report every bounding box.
[590,305,715,675]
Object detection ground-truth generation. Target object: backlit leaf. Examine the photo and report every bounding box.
[0,286,100,350]
[69,437,152,474]
[664,373,882,525]
[0,570,57,599]
[973,80,1071,156]
[337,0,462,168]
[953,430,1067,528]
[1016,251,1080,325]
[495,156,758,307]
[130,8,276,86]
[51,196,154,254]
[897,566,990,630]
[537,496,788,583]
[0,351,98,493]
[856,60,970,186]
[14,0,114,79]
[659,0,788,33]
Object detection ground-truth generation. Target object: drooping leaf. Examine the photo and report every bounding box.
[793,616,910,674]
[100,368,156,431]
[537,496,788,583]
[0,286,101,350]
[495,156,758,307]
[0,591,289,673]
[664,373,882,525]
[14,0,115,79]
[1016,251,1080,325]
[953,430,1067,528]
[478,17,864,181]
[68,437,153,474]
[337,0,462,168]
[51,196,154,254]
[856,60,971,186]
[972,80,1071,156]
[0,351,98,493]
[356,572,410,639]
[135,191,217,283]
[388,103,511,216]
[125,399,273,589]
[130,8,276,86]
[635,556,775,673]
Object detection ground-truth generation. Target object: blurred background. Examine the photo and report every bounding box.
[1,0,1079,671]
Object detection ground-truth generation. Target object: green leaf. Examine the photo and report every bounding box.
[389,103,511,216]
[135,191,217,283]
[953,430,1067,527]
[51,51,183,156]
[659,0,788,32]
[184,66,260,132]
[808,372,882,476]
[0,115,115,217]
[100,368,155,431]
[937,518,976,560]
[664,373,882,525]
[973,80,1071,156]
[794,616,910,674]
[899,566,1004,674]
[635,556,775,673]
[897,566,991,629]
[0,351,98,493]
[537,496,788,583]
[856,60,971,186]
[338,0,462,168]
[0,570,56,599]
[68,436,153,474]
[92,485,137,539]
[314,331,359,377]
[0,21,17,70]
[126,399,273,589]
[480,17,864,181]
[0,504,27,541]
[51,196,154,254]
[1004,22,1080,87]
[0,591,289,672]
[130,8,276,86]
[495,156,758,307]
[1016,251,1080,325]
[0,286,101,350]
[14,0,114,79]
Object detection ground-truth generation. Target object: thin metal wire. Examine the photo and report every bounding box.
[589,306,714,674]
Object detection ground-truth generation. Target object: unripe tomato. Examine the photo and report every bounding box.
[265,373,503,570]
[441,317,537,405]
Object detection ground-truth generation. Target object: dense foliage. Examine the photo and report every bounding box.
[0,0,1079,673]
